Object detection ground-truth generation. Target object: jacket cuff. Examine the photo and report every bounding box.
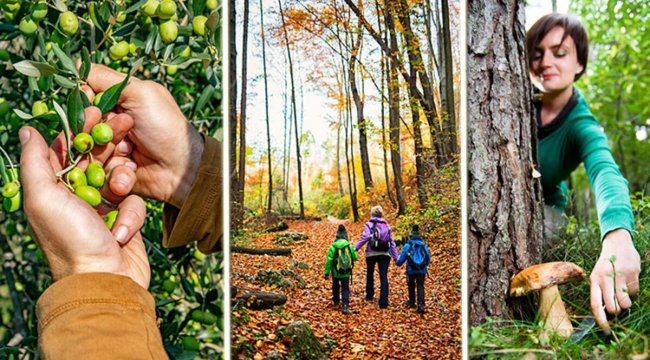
[37,273,155,331]
[163,134,223,253]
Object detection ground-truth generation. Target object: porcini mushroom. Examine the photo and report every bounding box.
[509,262,585,337]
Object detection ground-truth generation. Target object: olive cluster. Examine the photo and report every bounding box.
[1,169,21,213]
[13,0,79,37]
[64,122,119,229]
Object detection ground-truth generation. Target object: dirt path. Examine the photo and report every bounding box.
[232,219,461,359]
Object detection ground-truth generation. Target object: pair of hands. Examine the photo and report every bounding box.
[21,64,204,289]
[590,228,641,334]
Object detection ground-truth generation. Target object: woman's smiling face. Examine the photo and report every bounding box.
[530,26,584,94]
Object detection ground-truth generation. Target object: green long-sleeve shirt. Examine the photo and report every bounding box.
[538,88,634,240]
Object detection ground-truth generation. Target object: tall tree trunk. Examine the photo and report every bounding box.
[348,10,373,189]
[278,0,305,218]
[378,6,396,206]
[229,0,240,229]
[440,0,457,159]
[259,0,272,213]
[385,0,406,215]
[409,65,428,209]
[468,0,544,325]
[282,63,290,204]
[344,86,359,222]
[238,0,250,217]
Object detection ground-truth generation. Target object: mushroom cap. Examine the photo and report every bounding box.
[509,261,585,297]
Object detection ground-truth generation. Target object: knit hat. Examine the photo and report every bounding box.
[336,224,348,239]
[410,224,420,237]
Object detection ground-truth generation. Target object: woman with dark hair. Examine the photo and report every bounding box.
[526,13,640,333]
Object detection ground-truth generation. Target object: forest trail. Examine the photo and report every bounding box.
[232,220,461,359]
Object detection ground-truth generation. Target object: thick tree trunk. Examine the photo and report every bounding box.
[385,0,406,215]
[409,65,428,209]
[260,0,272,213]
[233,290,288,310]
[349,15,373,190]
[468,0,544,325]
[279,0,305,218]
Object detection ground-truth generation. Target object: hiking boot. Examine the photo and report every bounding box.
[407,302,416,309]
[417,305,425,314]
[342,305,350,315]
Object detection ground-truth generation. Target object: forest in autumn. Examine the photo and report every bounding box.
[228,0,461,358]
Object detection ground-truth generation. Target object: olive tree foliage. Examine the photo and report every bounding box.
[0,0,223,358]
[568,0,650,221]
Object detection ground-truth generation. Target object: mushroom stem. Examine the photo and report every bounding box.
[538,285,573,337]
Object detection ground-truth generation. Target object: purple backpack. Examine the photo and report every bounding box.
[369,222,390,251]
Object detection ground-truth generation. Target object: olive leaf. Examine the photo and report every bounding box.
[51,43,80,78]
[13,60,57,77]
[80,47,91,81]
[96,72,131,114]
[124,0,148,14]
[144,26,159,54]
[13,109,34,120]
[0,149,8,185]
[193,85,215,116]
[88,2,106,32]
[67,86,85,134]
[113,21,137,37]
[52,101,74,162]
[54,74,77,89]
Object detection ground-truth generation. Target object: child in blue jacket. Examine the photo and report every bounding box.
[324,225,358,314]
[396,224,431,313]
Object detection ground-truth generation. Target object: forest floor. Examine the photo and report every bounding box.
[231,215,461,359]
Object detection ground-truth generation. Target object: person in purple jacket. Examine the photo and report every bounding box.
[354,205,398,309]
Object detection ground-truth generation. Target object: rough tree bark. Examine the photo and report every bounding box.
[468,0,544,325]
[238,0,250,217]
[229,0,241,229]
[440,0,457,158]
[259,0,273,213]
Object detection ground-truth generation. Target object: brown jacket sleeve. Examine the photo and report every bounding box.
[162,134,222,254]
[37,273,168,360]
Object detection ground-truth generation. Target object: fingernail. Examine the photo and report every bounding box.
[19,128,31,145]
[125,161,137,171]
[114,225,128,244]
[117,141,131,155]
[115,173,130,186]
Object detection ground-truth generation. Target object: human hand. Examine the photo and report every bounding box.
[589,229,641,334]
[82,63,204,208]
[20,126,150,289]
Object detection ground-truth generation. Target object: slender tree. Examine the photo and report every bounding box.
[259,0,273,213]
[238,0,250,217]
[229,0,240,228]
[440,0,457,157]
[278,0,305,218]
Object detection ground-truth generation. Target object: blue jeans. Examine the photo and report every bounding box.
[366,255,391,308]
[332,277,350,306]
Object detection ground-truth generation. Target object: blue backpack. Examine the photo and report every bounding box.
[407,242,428,270]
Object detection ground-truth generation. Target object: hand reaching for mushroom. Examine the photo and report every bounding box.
[589,229,641,334]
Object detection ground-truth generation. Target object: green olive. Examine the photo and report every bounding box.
[206,0,218,11]
[162,279,176,293]
[181,337,200,351]
[31,100,48,117]
[2,182,19,198]
[192,16,207,36]
[85,162,105,188]
[129,43,137,55]
[190,310,205,323]
[166,64,178,75]
[73,132,94,153]
[159,20,178,43]
[103,210,118,230]
[66,167,87,188]
[2,192,21,213]
[157,0,176,19]
[201,312,217,325]
[0,49,9,61]
[31,2,48,21]
[59,11,78,36]
[19,16,38,36]
[91,123,113,145]
[109,41,130,60]
[116,12,126,23]
[179,46,191,58]
[0,98,11,116]
[6,2,20,13]
[93,91,104,106]
[141,0,159,17]
[75,185,102,207]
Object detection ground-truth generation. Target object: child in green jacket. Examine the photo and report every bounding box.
[324,225,358,314]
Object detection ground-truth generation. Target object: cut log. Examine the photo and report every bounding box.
[231,247,292,256]
[233,291,288,310]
